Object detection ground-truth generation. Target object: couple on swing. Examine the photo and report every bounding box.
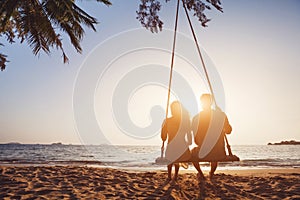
[161,93,232,181]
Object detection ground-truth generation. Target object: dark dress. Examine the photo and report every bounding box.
[161,115,192,163]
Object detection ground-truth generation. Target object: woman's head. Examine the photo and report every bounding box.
[170,101,182,117]
[170,101,190,119]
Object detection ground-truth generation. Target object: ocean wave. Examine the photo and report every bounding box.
[0,144,299,169]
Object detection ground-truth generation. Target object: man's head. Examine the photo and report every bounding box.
[200,93,213,109]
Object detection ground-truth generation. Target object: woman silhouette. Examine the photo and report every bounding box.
[161,101,192,181]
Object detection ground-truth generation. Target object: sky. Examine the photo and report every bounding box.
[0,0,299,145]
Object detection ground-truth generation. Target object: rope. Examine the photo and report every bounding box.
[182,0,233,156]
[182,1,216,104]
[165,0,180,120]
[162,0,180,153]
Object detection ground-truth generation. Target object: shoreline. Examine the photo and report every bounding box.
[1,165,299,199]
[1,163,299,171]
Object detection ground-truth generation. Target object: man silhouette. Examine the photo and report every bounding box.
[191,94,232,179]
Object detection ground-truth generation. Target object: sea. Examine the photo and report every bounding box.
[0,144,299,171]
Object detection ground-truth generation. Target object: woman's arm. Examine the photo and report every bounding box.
[161,119,167,142]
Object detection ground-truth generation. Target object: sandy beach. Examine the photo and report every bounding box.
[0,166,299,199]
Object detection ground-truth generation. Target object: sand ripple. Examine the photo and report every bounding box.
[0,166,299,199]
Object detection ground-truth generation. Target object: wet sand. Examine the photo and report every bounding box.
[0,166,299,199]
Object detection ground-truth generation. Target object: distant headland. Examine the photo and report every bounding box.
[268,140,300,145]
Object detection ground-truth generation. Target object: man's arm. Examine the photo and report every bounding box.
[223,115,232,134]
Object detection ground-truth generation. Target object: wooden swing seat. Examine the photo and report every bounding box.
[155,154,240,165]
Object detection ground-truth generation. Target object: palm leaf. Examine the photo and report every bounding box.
[0,0,112,70]
[0,43,8,71]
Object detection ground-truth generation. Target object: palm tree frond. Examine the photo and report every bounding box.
[0,42,8,71]
[94,0,112,6]
[0,0,112,70]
